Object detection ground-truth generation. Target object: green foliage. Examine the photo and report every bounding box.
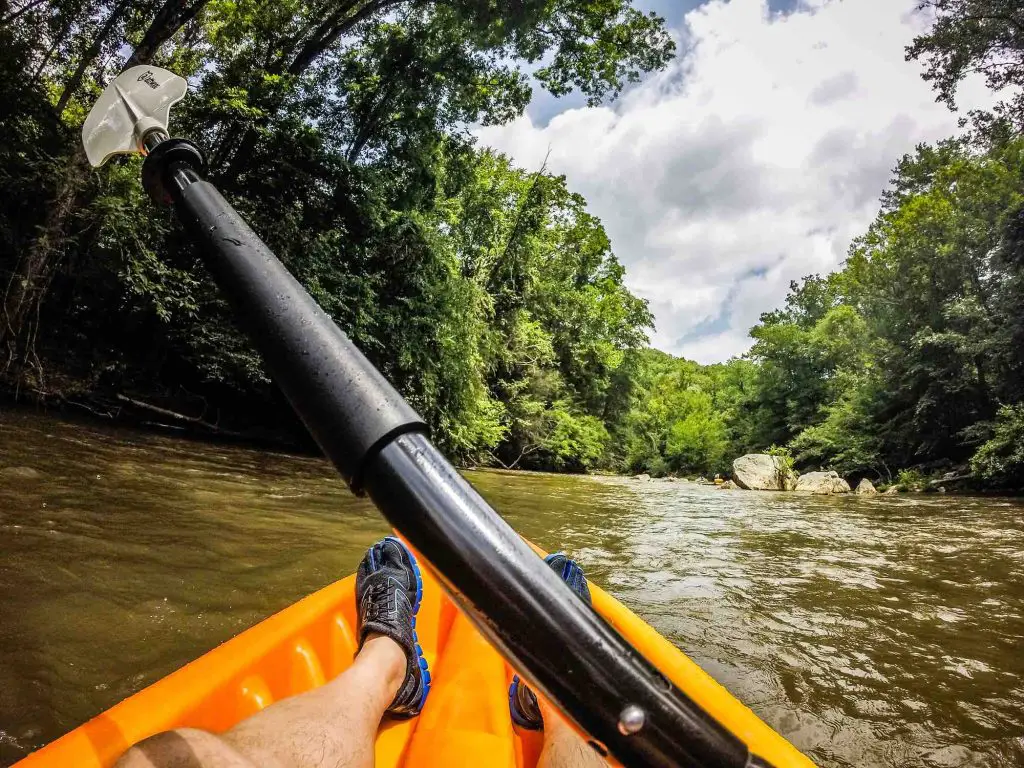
[970,405,1024,485]
[907,0,1024,132]
[0,0,672,469]
[9,0,1024,491]
[788,378,882,476]
[896,469,926,491]
[742,131,1024,487]
[541,405,610,472]
[765,445,794,471]
[613,350,742,477]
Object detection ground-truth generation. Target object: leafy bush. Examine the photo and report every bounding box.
[896,468,925,491]
[970,404,1024,486]
[765,444,793,466]
[646,455,670,478]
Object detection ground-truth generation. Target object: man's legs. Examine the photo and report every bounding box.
[117,536,430,768]
[115,634,405,768]
[536,699,609,768]
[116,539,607,768]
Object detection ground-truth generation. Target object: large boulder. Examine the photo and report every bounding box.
[855,478,877,495]
[795,471,851,495]
[732,454,797,491]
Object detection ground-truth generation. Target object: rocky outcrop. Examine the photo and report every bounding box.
[634,473,651,482]
[855,478,877,495]
[795,470,851,495]
[883,485,899,495]
[732,454,797,491]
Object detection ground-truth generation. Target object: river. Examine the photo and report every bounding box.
[0,410,1022,767]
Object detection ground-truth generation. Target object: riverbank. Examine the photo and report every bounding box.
[5,399,1020,501]
[0,391,322,459]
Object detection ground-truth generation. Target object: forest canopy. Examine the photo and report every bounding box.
[3,0,1024,487]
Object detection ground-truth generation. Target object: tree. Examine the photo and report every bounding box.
[907,0,1024,131]
[1,0,674,404]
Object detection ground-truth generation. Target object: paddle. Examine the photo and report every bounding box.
[81,66,772,768]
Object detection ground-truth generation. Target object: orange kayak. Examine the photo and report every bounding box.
[15,548,815,768]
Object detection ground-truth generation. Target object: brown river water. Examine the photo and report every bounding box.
[1,410,1023,767]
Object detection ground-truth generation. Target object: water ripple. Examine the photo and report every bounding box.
[1,413,1023,767]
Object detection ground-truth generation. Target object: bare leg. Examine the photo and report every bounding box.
[116,634,405,768]
[536,698,608,768]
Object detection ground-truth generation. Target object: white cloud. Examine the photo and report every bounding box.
[475,0,993,363]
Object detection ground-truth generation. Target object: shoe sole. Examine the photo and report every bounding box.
[508,676,541,730]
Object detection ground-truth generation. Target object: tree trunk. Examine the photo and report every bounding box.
[55,0,131,115]
[30,20,69,85]
[123,0,210,68]
[2,154,86,374]
[221,0,404,178]
[2,0,210,382]
[286,0,390,76]
[1,0,48,26]
[345,79,400,163]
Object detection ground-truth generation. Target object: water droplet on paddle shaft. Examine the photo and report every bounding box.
[617,703,645,735]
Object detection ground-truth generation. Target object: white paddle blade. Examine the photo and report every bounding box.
[82,66,188,167]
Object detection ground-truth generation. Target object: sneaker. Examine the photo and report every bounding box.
[508,553,592,730]
[356,536,431,716]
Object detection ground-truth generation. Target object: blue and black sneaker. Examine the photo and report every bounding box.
[508,553,592,730]
[356,536,431,717]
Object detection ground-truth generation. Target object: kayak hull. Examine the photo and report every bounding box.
[15,545,814,767]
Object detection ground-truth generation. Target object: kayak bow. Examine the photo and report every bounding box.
[15,544,815,768]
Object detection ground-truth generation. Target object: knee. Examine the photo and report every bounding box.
[115,728,254,768]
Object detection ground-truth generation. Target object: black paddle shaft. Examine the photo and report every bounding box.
[143,140,768,768]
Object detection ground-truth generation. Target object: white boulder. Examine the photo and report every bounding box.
[732,454,797,491]
[795,471,851,495]
[855,478,877,495]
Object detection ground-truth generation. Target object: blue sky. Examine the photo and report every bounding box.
[477,0,992,363]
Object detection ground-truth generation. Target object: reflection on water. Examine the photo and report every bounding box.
[1,410,1023,767]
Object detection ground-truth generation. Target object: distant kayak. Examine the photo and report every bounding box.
[15,542,814,767]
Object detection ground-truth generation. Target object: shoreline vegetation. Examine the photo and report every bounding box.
[4,2,1024,491]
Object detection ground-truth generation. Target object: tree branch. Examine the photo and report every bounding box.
[0,0,47,26]
[124,0,211,68]
[55,0,131,114]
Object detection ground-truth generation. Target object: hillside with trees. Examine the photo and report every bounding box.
[3,0,1024,488]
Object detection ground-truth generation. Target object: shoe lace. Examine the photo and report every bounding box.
[364,578,394,622]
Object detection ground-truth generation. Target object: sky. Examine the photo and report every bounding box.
[475,0,993,363]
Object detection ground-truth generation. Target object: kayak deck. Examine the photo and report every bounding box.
[16,546,815,767]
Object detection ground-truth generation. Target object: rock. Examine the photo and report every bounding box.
[883,486,899,495]
[732,454,797,491]
[717,480,736,489]
[634,473,651,482]
[795,470,851,495]
[855,478,877,495]
[0,466,42,480]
